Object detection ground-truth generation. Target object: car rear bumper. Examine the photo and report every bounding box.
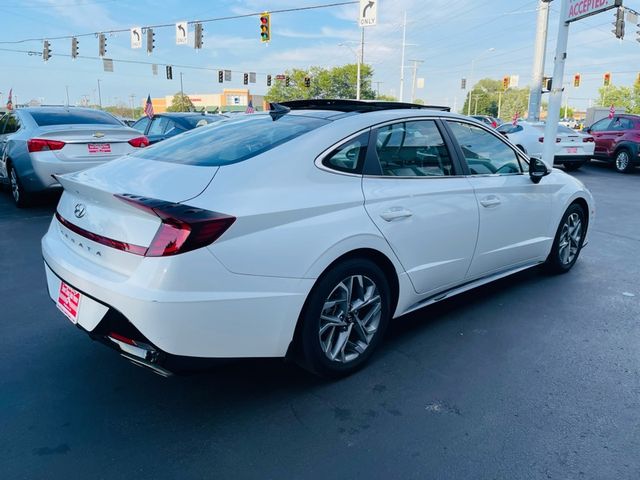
[42,219,314,367]
[554,155,591,164]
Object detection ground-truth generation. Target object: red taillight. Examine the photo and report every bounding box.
[128,136,150,148]
[27,138,66,153]
[114,194,236,257]
[583,136,594,143]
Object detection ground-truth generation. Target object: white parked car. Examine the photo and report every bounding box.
[42,100,594,377]
[497,121,595,171]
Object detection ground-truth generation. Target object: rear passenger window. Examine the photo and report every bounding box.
[374,120,454,177]
[322,132,368,174]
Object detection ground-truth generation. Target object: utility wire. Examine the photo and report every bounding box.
[0,1,358,44]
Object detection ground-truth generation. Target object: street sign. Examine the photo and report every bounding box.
[416,78,424,89]
[176,21,188,45]
[130,27,142,49]
[102,58,113,72]
[224,69,231,81]
[510,75,520,88]
[359,0,377,27]
[152,64,158,76]
[275,74,286,80]
[566,0,621,23]
[249,72,256,83]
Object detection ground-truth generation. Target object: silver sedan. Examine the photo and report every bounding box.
[0,107,149,207]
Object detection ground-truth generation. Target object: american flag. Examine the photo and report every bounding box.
[608,104,615,119]
[144,94,154,119]
[6,88,12,111]
[245,99,255,114]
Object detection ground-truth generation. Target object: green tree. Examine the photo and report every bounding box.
[597,80,640,114]
[167,92,194,112]
[105,105,142,119]
[461,78,529,121]
[375,94,397,101]
[265,64,376,102]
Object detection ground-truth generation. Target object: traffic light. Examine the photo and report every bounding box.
[243,73,249,85]
[285,76,290,87]
[71,37,79,59]
[98,33,107,57]
[218,70,224,83]
[146,28,155,54]
[166,65,173,80]
[266,74,272,86]
[304,76,310,88]
[543,76,552,92]
[612,7,625,39]
[43,40,51,62]
[502,75,510,90]
[461,78,467,90]
[603,72,612,87]
[573,73,581,88]
[194,23,203,49]
[260,12,271,42]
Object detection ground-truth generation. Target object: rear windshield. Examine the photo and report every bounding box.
[532,124,576,135]
[131,114,329,166]
[30,109,122,127]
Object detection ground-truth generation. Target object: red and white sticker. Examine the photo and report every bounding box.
[88,143,111,153]
[57,281,81,324]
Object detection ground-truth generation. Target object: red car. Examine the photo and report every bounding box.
[586,114,640,173]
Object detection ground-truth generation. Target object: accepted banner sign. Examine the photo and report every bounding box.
[566,0,621,23]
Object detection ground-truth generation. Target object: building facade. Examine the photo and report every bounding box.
[148,89,266,113]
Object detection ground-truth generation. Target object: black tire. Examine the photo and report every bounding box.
[563,161,585,172]
[545,203,586,274]
[296,258,391,377]
[613,148,634,174]
[7,162,31,208]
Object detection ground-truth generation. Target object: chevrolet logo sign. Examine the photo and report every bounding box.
[93,132,105,138]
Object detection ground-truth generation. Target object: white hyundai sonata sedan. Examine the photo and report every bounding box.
[42,100,595,377]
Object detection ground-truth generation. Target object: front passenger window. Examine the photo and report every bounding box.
[447,121,521,175]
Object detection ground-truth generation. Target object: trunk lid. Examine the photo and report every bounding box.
[54,157,218,272]
[34,124,142,161]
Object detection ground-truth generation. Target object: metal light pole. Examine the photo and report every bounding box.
[528,0,552,121]
[542,0,570,169]
[65,85,70,106]
[466,48,495,116]
[97,79,102,109]
[180,72,185,110]
[399,11,407,102]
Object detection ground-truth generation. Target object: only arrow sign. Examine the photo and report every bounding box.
[359,0,377,27]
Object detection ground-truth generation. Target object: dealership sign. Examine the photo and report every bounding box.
[566,0,621,22]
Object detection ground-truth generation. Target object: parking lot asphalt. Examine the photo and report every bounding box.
[1,161,639,480]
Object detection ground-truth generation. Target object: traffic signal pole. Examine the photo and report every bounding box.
[527,0,551,122]
[542,0,569,169]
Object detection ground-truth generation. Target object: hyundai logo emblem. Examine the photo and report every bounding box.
[74,203,86,218]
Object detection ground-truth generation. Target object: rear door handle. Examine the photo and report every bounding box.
[380,208,413,222]
[480,196,501,208]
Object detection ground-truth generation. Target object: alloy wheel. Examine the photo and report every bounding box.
[558,212,582,265]
[319,275,382,363]
[615,151,630,172]
[9,167,19,203]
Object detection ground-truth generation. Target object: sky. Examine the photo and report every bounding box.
[1,0,639,113]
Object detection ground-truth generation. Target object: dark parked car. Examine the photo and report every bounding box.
[471,115,501,128]
[132,112,227,144]
[585,114,640,173]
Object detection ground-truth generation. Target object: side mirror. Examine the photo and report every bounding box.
[529,157,550,184]
[583,127,591,134]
